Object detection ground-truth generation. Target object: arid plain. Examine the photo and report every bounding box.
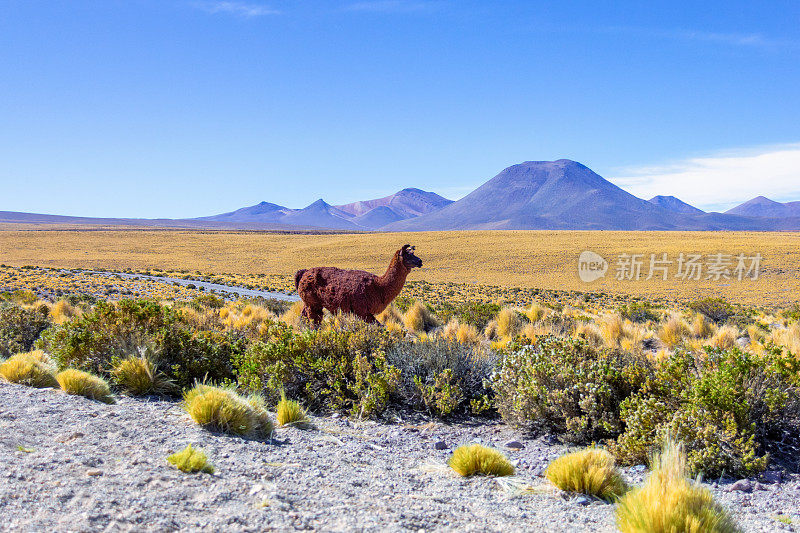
[0,226,797,306]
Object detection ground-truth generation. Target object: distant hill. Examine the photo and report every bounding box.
[385,160,687,230]
[648,195,704,214]
[335,188,453,229]
[726,196,800,218]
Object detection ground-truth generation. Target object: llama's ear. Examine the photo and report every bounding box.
[401,244,411,254]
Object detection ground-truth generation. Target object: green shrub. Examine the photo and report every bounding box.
[613,348,799,477]
[0,303,51,356]
[234,320,400,417]
[434,302,503,330]
[492,336,648,442]
[619,301,660,323]
[387,338,496,417]
[689,298,734,324]
[37,299,243,390]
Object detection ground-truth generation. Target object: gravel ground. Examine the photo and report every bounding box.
[1,381,798,532]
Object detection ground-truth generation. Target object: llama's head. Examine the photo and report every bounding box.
[400,244,423,269]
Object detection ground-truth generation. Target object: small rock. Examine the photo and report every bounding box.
[86,469,103,477]
[573,496,590,506]
[762,471,782,484]
[330,413,341,419]
[470,437,482,444]
[631,465,647,473]
[505,440,524,450]
[249,484,264,495]
[434,441,448,450]
[754,482,767,491]
[728,479,752,492]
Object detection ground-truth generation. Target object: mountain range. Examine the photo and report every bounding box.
[2,159,799,231]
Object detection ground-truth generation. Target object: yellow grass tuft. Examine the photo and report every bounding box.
[525,302,548,323]
[51,299,80,324]
[772,323,800,357]
[111,355,173,396]
[690,313,715,339]
[376,303,403,325]
[281,301,305,328]
[496,308,523,338]
[183,383,274,437]
[599,313,625,348]
[0,350,58,388]
[56,369,115,403]
[658,316,690,348]
[166,444,214,474]
[448,444,515,477]
[546,448,628,502]
[710,325,738,350]
[403,301,440,333]
[276,391,311,428]
[616,439,740,533]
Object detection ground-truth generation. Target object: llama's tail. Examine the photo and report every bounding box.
[294,269,307,290]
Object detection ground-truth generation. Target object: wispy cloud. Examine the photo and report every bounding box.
[193,1,279,17]
[604,26,798,50]
[343,1,442,13]
[610,143,800,212]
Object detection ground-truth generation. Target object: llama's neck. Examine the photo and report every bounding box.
[377,253,410,306]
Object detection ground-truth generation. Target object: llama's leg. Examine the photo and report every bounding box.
[301,305,324,326]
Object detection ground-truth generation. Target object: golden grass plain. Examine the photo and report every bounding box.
[1,227,798,306]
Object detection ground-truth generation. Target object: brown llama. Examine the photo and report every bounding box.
[294,244,422,325]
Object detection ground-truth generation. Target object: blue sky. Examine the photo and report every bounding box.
[1,0,799,217]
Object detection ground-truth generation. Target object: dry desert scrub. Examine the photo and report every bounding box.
[0,350,58,388]
[111,355,173,396]
[183,383,273,438]
[448,444,515,477]
[55,369,115,403]
[616,439,740,533]
[545,448,628,502]
[166,444,215,474]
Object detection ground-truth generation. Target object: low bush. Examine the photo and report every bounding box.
[613,347,800,477]
[38,299,243,390]
[449,444,515,477]
[56,369,114,403]
[546,448,628,502]
[166,444,214,474]
[0,350,58,388]
[619,301,660,323]
[492,336,648,442]
[386,337,496,417]
[234,319,400,418]
[0,303,51,356]
[689,298,734,324]
[432,301,502,330]
[616,439,740,533]
[183,383,273,438]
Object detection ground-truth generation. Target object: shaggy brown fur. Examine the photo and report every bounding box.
[295,244,422,325]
